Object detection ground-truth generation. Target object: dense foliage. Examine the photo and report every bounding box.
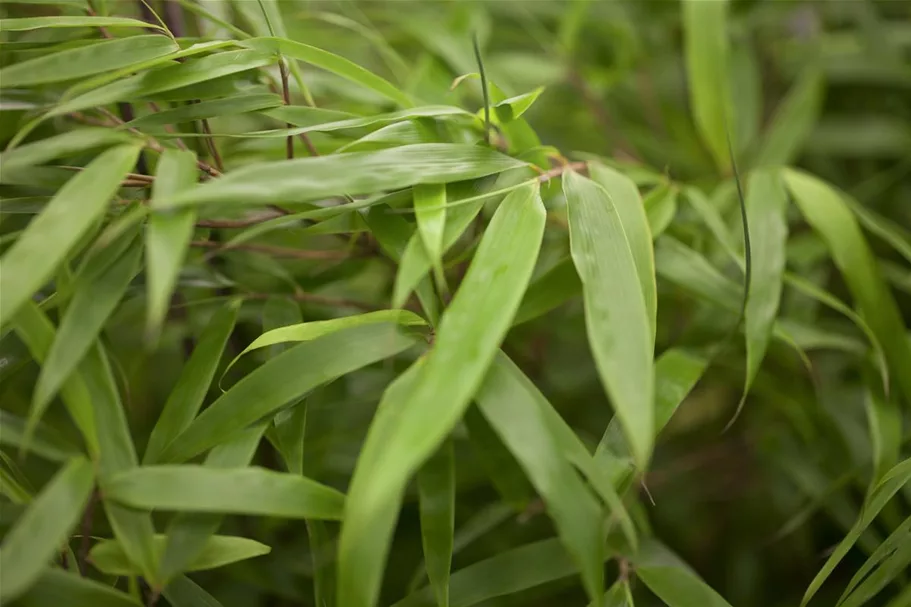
[1,1,910,606]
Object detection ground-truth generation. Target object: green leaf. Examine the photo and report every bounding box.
[0,35,178,88]
[753,69,824,168]
[14,569,140,607]
[257,105,468,136]
[0,457,94,602]
[587,164,656,343]
[476,356,605,603]
[462,405,533,511]
[0,410,82,462]
[643,184,677,239]
[163,575,225,607]
[241,37,413,107]
[339,183,545,607]
[512,258,581,326]
[157,322,423,463]
[413,183,447,286]
[107,465,345,519]
[864,383,902,486]
[31,239,141,427]
[417,440,456,607]
[143,302,240,465]
[587,581,633,607]
[90,534,270,576]
[742,169,788,400]
[844,197,911,265]
[564,170,654,469]
[634,539,733,607]
[838,515,911,607]
[127,93,283,130]
[0,145,140,328]
[491,87,545,123]
[145,149,199,339]
[0,16,166,32]
[0,128,134,177]
[163,144,524,209]
[803,458,911,605]
[682,0,732,171]
[783,169,911,405]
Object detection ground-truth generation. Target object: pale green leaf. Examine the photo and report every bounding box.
[491,87,545,123]
[413,183,447,285]
[90,534,270,576]
[0,129,134,177]
[643,184,677,239]
[753,69,824,168]
[0,411,81,462]
[162,575,224,607]
[0,16,166,32]
[417,440,456,607]
[844,198,911,265]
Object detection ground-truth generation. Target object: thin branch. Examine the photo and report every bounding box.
[537,160,587,182]
[189,240,356,260]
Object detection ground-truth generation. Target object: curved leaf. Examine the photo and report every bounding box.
[0,16,165,31]
[90,534,270,576]
[14,569,140,607]
[635,540,733,607]
[417,440,456,607]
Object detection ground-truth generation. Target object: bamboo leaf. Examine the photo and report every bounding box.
[682,0,732,171]
[0,35,178,88]
[413,183,447,286]
[844,198,911,265]
[127,93,283,130]
[0,410,82,462]
[564,170,654,469]
[257,105,468,136]
[753,69,824,168]
[0,457,94,602]
[107,465,344,519]
[0,128,134,177]
[339,183,545,607]
[417,440,456,607]
[634,540,733,607]
[13,569,140,607]
[163,144,524,209]
[156,322,423,463]
[838,515,911,607]
[462,405,533,511]
[642,184,677,239]
[90,534,270,576]
[145,149,200,339]
[0,145,140,327]
[162,575,225,607]
[0,16,166,31]
[492,87,545,123]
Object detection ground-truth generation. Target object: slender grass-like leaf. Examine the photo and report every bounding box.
[0,35,178,88]
[0,410,82,462]
[492,87,545,123]
[339,183,545,607]
[14,569,140,607]
[257,105,468,136]
[864,382,902,487]
[564,170,654,469]
[143,302,240,465]
[31,240,141,425]
[162,575,225,607]
[634,540,733,607]
[145,149,199,339]
[0,129,134,177]
[753,68,824,168]
[127,94,283,130]
[90,534,270,576]
[784,169,911,404]
[107,465,345,519]
[476,357,605,603]
[844,197,911,265]
[682,0,732,171]
[463,405,533,511]
[157,322,423,463]
[163,144,523,209]
[242,37,412,107]
[413,183,447,286]
[742,169,788,401]
[587,163,656,343]
[0,145,140,327]
[838,515,911,607]
[0,457,94,602]
[802,458,911,605]
[0,16,166,31]
[643,184,677,239]
[417,440,456,607]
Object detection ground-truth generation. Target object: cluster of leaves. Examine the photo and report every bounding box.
[1,1,909,607]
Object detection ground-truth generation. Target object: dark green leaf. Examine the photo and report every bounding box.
[14,569,140,607]
[417,440,456,607]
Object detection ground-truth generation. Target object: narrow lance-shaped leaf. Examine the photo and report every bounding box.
[837,515,911,607]
[162,575,225,607]
[413,183,448,288]
[146,149,200,340]
[564,170,654,469]
[753,68,824,168]
[462,405,533,511]
[0,411,82,462]
[864,381,901,487]
[642,183,677,239]
[476,356,606,603]
[682,0,733,171]
[89,534,271,576]
[127,93,283,129]
[417,440,456,607]
[0,458,95,603]
[0,16,167,31]
[0,145,140,327]
[13,568,140,607]
[634,540,733,607]
[339,183,546,607]
[0,128,134,177]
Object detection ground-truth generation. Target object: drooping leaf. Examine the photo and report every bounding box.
[0,457,94,603]
[90,534,270,576]
[339,183,545,607]
[844,197,911,265]
[163,144,524,209]
[0,410,82,462]
[13,569,140,607]
[0,145,140,327]
[564,170,654,469]
[413,183,448,287]
[634,540,733,607]
[0,129,134,177]
[145,149,200,339]
[838,515,911,607]
[417,440,456,607]
[0,16,166,31]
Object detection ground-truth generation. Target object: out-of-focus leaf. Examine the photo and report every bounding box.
[742,169,788,400]
[242,37,413,107]
[634,540,733,607]
[0,145,140,327]
[258,105,468,136]
[564,170,654,469]
[31,239,141,427]
[0,35,177,87]
[0,457,94,602]
[643,184,677,239]
[163,144,524,209]
[0,129,134,177]
[864,380,902,487]
[0,16,165,31]
[143,302,240,464]
[838,515,911,607]
[106,465,345,519]
[157,322,423,463]
[682,0,732,171]
[89,534,270,576]
[162,575,224,607]
[587,163,656,344]
[0,411,82,462]
[753,69,824,168]
[491,87,544,123]
[14,569,140,607]
[413,183,447,286]
[145,149,199,339]
[338,183,545,607]
[512,259,581,326]
[476,356,605,602]
[127,93,282,129]
[587,581,633,607]
[844,198,911,265]
[462,405,533,511]
[803,458,911,605]
[784,170,911,405]
[417,440,455,607]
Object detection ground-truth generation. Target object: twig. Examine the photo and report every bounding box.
[537,161,587,182]
[77,488,99,576]
[190,240,356,260]
[243,291,377,311]
[199,118,224,172]
[279,59,295,160]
